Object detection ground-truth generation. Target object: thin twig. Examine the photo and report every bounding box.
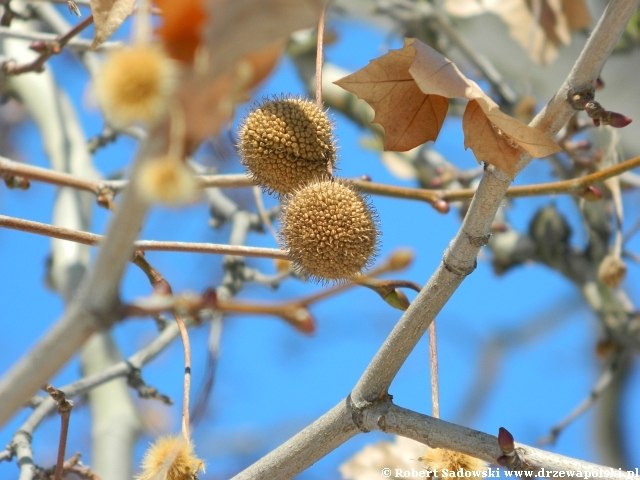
[43,384,73,480]
[428,322,439,419]
[0,156,253,194]
[5,154,639,208]
[0,156,101,194]
[175,313,192,440]
[0,26,121,50]
[8,322,183,476]
[355,155,640,204]
[0,215,288,259]
[316,6,325,109]
[316,6,332,178]
[3,14,95,75]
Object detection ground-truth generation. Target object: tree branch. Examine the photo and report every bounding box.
[234,0,640,476]
[0,215,288,259]
[0,125,168,426]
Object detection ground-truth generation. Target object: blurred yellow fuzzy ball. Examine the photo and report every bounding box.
[137,155,198,205]
[94,45,176,126]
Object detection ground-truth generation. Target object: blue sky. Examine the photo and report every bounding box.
[1,10,639,480]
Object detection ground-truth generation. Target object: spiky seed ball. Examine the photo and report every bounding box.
[238,96,337,195]
[138,435,204,480]
[95,45,176,126]
[279,179,379,283]
[137,155,198,205]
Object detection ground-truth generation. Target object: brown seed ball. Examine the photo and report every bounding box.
[238,96,337,196]
[279,179,380,283]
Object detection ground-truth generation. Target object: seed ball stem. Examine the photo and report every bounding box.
[279,179,380,283]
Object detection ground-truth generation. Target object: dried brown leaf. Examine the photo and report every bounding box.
[476,96,562,158]
[178,0,322,143]
[153,0,207,63]
[463,99,522,179]
[204,0,325,79]
[528,0,568,47]
[337,37,561,177]
[409,38,484,100]
[561,0,591,31]
[89,0,135,49]
[334,39,448,151]
[180,40,284,144]
[463,98,561,178]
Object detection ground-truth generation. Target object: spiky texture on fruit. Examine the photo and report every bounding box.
[279,179,379,283]
[238,96,337,196]
[95,45,176,126]
[138,435,204,480]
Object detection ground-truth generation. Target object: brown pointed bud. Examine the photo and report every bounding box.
[606,112,632,128]
[595,339,617,358]
[595,77,604,89]
[29,41,48,53]
[200,288,217,308]
[282,306,315,334]
[491,222,508,233]
[387,249,414,271]
[384,289,410,310]
[498,427,515,453]
[432,199,450,214]
[576,185,602,202]
[152,278,172,296]
[593,118,601,127]
[96,190,115,210]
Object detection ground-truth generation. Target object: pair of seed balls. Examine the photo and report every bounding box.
[238,96,380,283]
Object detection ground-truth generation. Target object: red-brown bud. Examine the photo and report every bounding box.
[282,306,316,334]
[606,112,632,128]
[498,427,515,452]
[29,41,48,53]
[152,278,172,296]
[432,199,450,214]
[576,185,602,202]
[200,288,217,308]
